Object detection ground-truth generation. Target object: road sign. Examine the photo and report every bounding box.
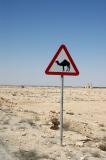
[45,44,79,146]
[45,44,79,76]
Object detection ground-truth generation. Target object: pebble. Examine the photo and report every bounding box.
[76,141,84,147]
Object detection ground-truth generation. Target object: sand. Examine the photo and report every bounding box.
[0,86,106,160]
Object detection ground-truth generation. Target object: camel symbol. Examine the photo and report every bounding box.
[55,59,70,71]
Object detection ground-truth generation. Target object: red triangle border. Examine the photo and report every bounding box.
[45,44,79,76]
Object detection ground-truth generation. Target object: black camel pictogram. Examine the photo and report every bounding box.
[55,59,70,71]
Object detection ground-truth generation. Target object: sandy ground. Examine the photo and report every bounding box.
[0,86,106,160]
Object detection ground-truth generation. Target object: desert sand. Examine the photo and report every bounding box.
[0,86,106,160]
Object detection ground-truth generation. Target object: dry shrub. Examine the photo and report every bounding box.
[21,85,25,88]
[49,110,60,130]
[101,128,106,131]
[50,117,60,130]
[98,143,106,151]
[12,93,17,96]
[99,123,104,127]
[26,119,35,126]
[3,119,10,125]
[91,151,101,158]
[14,149,49,160]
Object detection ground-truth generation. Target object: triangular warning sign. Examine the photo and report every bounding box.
[45,44,79,76]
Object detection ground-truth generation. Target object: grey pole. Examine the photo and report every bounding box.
[60,75,64,146]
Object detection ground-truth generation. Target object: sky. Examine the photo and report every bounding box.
[0,0,106,86]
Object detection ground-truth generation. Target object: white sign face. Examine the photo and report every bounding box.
[49,48,75,73]
[45,44,79,76]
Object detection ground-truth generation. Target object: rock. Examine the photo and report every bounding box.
[22,133,27,136]
[76,141,84,147]
[66,111,74,115]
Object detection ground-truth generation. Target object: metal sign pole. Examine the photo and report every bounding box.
[60,75,64,146]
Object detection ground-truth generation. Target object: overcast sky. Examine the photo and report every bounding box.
[0,0,106,86]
